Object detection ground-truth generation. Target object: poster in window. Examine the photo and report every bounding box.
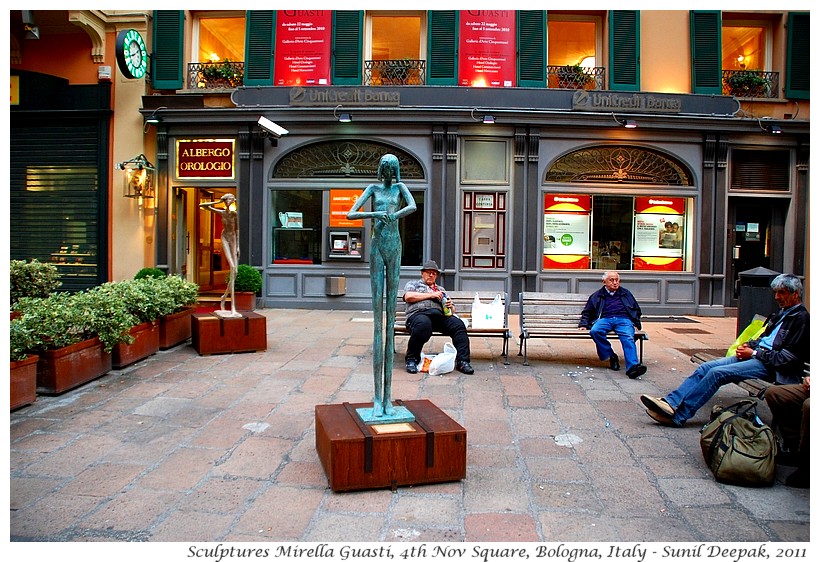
[458,11,516,88]
[330,189,363,228]
[633,196,684,271]
[542,194,591,269]
[274,11,332,86]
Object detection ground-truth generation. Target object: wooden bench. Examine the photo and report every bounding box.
[393,291,512,364]
[690,352,810,398]
[518,291,648,366]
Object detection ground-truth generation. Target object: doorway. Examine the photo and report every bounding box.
[727,197,787,307]
[178,187,235,291]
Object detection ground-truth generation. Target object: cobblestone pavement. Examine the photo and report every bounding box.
[9,310,809,544]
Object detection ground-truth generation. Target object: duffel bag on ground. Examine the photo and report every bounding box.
[699,399,776,487]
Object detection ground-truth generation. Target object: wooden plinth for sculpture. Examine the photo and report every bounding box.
[315,399,467,492]
[191,312,267,355]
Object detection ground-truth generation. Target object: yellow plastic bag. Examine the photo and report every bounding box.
[726,314,767,357]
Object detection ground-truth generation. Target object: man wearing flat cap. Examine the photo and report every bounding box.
[402,260,474,374]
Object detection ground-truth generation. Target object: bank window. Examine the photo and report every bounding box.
[366,11,426,85]
[195,12,246,63]
[462,191,507,269]
[461,139,510,184]
[542,194,692,272]
[271,190,322,264]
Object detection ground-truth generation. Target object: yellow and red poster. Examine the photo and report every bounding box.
[542,194,591,270]
[633,196,685,271]
[274,11,332,86]
[329,190,362,228]
[458,10,516,88]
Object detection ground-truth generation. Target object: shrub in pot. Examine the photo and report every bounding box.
[134,267,166,280]
[10,259,62,307]
[10,318,39,410]
[233,265,262,310]
[147,275,200,349]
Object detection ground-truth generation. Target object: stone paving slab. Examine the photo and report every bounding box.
[9,309,809,544]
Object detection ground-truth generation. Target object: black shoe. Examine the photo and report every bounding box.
[405,360,419,374]
[609,355,620,371]
[457,361,475,375]
[785,468,810,488]
[626,364,647,379]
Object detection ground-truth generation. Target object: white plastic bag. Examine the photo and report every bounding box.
[428,342,457,376]
[471,293,505,329]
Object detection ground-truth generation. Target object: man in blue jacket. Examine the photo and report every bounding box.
[579,271,646,379]
[642,273,810,427]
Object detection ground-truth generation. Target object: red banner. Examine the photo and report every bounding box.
[458,10,516,88]
[544,194,591,213]
[274,11,332,86]
[635,196,685,214]
[176,139,235,180]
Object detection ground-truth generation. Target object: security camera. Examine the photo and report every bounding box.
[257,116,289,138]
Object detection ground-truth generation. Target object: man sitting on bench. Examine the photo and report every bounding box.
[641,273,809,427]
[402,261,473,375]
[579,270,647,379]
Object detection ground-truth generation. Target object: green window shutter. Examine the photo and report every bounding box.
[609,10,640,91]
[786,12,810,99]
[332,11,362,85]
[427,11,458,85]
[151,11,184,90]
[690,10,722,95]
[244,11,275,86]
[517,11,546,88]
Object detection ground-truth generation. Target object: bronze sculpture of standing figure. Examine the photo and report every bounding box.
[200,193,241,318]
[347,154,417,417]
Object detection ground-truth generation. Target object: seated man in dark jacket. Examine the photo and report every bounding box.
[579,271,646,379]
[642,273,810,427]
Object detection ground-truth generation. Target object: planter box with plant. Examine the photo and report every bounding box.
[233,264,262,311]
[10,318,38,410]
[726,71,767,98]
[153,275,200,349]
[10,259,62,318]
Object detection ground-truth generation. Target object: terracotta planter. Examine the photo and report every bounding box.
[113,320,160,369]
[159,306,195,349]
[10,354,38,410]
[37,337,112,395]
[233,292,257,311]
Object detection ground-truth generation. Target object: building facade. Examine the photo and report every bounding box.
[10,9,810,315]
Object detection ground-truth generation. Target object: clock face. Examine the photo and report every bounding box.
[116,29,147,79]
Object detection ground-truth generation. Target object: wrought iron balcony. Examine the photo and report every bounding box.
[547,65,604,90]
[365,59,426,86]
[722,70,779,99]
[188,61,245,89]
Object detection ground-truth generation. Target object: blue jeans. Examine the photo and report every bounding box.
[665,355,770,425]
[589,317,639,371]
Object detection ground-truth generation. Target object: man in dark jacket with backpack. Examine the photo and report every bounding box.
[579,270,646,379]
[642,273,809,428]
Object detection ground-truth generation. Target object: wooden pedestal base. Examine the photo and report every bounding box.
[191,312,267,355]
[315,399,466,492]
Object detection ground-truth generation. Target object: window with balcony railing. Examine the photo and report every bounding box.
[192,12,245,89]
[365,12,426,86]
[722,69,779,98]
[547,16,602,89]
[722,19,777,98]
[365,59,426,86]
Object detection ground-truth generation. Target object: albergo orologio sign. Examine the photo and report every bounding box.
[176,139,236,180]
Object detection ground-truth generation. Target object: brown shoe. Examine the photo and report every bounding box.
[640,395,675,417]
[645,408,682,427]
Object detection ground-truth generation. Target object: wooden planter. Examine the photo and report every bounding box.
[10,354,38,410]
[113,320,160,369]
[159,306,195,349]
[233,292,257,311]
[37,337,112,395]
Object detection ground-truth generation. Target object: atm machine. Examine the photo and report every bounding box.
[327,228,364,260]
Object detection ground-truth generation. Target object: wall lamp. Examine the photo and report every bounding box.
[117,154,155,208]
[333,104,352,122]
[758,118,782,134]
[613,113,638,129]
[471,108,495,124]
[143,106,167,133]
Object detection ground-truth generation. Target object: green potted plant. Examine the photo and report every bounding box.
[200,59,243,88]
[10,258,62,309]
[10,318,39,410]
[233,264,262,311]
[726,71,767,97]
[152,275,200,349]
[134,267,166,280]
[13,291,134,394]
[558,64,593,89]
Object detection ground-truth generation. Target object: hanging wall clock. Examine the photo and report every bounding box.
[115,29,148,79]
